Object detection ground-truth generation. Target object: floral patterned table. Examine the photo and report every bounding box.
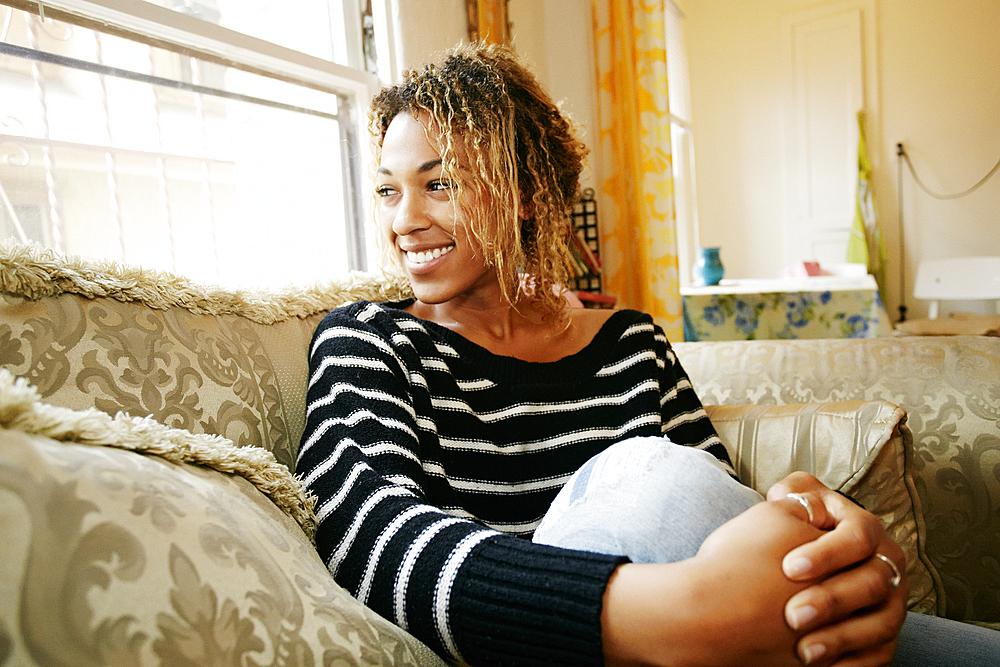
[681,276,892,341]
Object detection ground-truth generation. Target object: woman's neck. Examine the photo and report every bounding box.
[408,292,542,345]
[405,293,615,363]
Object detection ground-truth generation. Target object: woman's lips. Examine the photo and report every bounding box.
[405,245,454,265]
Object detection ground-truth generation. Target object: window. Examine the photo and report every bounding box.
[664,0,700,287]
[1,0,383,287]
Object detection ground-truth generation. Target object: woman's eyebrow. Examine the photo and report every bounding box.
[377,159,443,176]
[419,159,443,173]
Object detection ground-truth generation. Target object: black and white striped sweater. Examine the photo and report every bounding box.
[296,300,730,666]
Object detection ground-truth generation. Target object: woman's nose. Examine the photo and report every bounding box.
[390,192,431,237]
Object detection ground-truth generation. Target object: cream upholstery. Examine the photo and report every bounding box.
[0,426,443,666]
[705,401,939,615]
[1,242,987,665]
[677,337,1000,627]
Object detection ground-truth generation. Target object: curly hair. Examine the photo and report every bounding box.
[368,42,588,320]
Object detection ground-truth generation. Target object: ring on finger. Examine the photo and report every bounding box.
[875,553,902,590]
[785,492,814,524]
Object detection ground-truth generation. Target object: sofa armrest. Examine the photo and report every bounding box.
[0,369,444,667]
[705,400,944,616]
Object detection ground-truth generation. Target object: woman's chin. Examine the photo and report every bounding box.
[408,283,453,306]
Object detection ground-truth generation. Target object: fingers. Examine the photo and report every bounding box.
[767,470,826,501]
[768,471,908,664]
[793,597,904,666]
[785,492,816,524]
[827,647,898,667]
[766,474,876,581]
[785,552,906,631]
[785,553,908,664]
[781,494,886,581]
[873,554,902,591]
[775,493,826,528]
[767,472,838,530]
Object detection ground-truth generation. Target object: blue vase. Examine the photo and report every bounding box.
[693,247,724,286]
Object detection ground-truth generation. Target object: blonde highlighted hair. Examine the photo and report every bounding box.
[368,42,587,320]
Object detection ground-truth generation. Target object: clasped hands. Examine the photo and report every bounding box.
[602,472,907,667]
[765,472,908,666]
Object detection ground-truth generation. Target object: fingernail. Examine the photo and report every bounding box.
[787,604,818,630]
[800,643,827,664]
[785,556,812,578]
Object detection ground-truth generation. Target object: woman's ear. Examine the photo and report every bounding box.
[518,191,534,220]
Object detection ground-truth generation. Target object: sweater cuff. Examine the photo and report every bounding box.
[450,535,628,666]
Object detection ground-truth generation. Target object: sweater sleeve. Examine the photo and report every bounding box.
[296,304,626,665]
[654,327,735,471]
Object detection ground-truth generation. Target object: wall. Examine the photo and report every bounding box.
[506,1,601,193]
[388,0,468,70]
[686,0,1000,319]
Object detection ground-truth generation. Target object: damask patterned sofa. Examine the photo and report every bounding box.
[674,336,1000,628]
[0,241,995,666]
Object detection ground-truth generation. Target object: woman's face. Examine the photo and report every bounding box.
[375,112,496,305]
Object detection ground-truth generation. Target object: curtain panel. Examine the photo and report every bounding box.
[467,0,511,45]
[591,0,682,338]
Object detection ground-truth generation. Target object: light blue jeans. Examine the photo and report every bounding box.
[532,437,1000,666]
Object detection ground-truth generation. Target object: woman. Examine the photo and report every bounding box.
[297,43,995,666]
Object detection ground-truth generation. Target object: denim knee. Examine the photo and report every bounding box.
[893,612,1000,666]
[533,436,763,562]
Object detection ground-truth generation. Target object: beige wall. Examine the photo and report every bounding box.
[507,1,600,193]
[686,0,1000,319]
[389,0,468,70]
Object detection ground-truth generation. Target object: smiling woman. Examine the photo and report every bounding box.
[375,112,489,309]
[367,44,588,324]
[297,41,1000,667]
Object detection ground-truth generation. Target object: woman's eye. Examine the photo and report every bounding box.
[430,179,455,192]
[375,186,395,197]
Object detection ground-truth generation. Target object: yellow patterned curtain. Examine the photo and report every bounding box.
[592,0,681,338]
[467,1,511,45]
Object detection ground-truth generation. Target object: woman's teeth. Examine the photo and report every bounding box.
[407,246,453,264]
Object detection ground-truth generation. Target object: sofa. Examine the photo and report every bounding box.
[674,335,1000,628]
[0,241,996,666]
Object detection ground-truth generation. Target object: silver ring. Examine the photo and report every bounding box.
[875,554,902,590]
[786,492,814,524]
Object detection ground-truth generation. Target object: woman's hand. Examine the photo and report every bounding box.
[602,497,825,667]
[767,472,908,666]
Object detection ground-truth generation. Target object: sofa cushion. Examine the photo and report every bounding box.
[0,367,317,537]
[0,242,412,470]
[677,337,1000,624]
[705,400,943,616]
[0,390,444,666]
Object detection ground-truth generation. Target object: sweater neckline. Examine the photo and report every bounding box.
[382,301,646,383]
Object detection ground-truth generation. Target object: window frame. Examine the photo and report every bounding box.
[663,0,701,287]
[1,0,385,275]
[4,0,380,99]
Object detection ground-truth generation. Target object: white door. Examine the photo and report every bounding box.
[781,3,875,268]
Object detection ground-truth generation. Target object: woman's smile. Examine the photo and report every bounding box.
[376,112,495,304]
[405,244,455,266]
